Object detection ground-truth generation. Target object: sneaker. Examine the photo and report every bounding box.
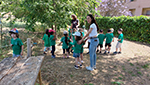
[43,52,46,54]
[96,50,99,53]
[99,51,101,53]
[86,52,89,54]
[94,66,96,70]
[104,51,107,54]
[80,64,82,68]
[86,66,94,71]
[81,61,84,64]
[51,55,55,58]
[113,51,118,54]
[74,65,79,69]
[118,52,121,54]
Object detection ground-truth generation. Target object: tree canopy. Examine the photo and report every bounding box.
[1,0,101,31]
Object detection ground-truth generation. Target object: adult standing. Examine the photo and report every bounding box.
[79,14,99,71]
[70,14,79,36]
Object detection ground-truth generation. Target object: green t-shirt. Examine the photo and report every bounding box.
[97,34,105,44]
[42,34,50,47]
[68,28,71,37]
[11,38,23,55]
[73,40,85,53]
[50,35,56,46]
[82,32,84,37]
[118,33,124,43]
[61,36,70,49]
[110,33,114,41]
[105,33,114,43]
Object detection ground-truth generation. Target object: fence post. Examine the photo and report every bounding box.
[27,38,31,58]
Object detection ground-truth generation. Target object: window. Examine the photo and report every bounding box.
[146,10,150,15]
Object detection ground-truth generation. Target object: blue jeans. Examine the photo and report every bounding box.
[89,38,99,68]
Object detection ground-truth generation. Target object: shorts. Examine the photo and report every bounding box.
[97,44,103,48]
[116,42,122,48]
[63,48,69,54]
[105,43,111,47]
[13,54,22,57]
[73,53,80,58]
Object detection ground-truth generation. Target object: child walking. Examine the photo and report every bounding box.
[59,31,71,58]
[97,29,105,53]
[49,29,56,58]
[9,28,24,57]
[114,28,124,54]
[73,32,86,69]
[104,29,114,54]
[42,29,51,54]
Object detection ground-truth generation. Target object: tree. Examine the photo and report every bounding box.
[1,0,101,31]
[97,0,131,17]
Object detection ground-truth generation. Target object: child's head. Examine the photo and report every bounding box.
[99,29,103,33]
[9,28,19,38]
[110,28,114,33]
[107,29,111,33]
[73,28,77,32]
[49,29,55,35]
[79,28,83,32]
[45,29,49,35]
[63,31,68,36]
[73,31,82,42]
[118,28,123,34]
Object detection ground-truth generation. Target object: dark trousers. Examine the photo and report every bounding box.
[51,45,55,56]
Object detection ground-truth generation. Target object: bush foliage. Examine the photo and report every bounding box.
[86,16,150,43]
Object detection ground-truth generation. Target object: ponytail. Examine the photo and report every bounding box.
[64,34,69,45]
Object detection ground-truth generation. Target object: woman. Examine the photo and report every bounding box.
[79,14,99,71]
[70,14,79,37]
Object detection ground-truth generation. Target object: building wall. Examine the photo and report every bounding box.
[126,0,150,16]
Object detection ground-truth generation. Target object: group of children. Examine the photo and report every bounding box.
[97,28,124,54]
[9,27,123,69]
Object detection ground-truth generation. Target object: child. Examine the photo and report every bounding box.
[97,29,105,53]
[9,28,24,57]
[73,32,87,69]
[79,28,84,37]
[49,29,56,58]
[104,29,114,54]
[42,29,51,54]
[59,31,71,58]
[110,28,114,42]
[114,28,124,54]
[79,28,85,63]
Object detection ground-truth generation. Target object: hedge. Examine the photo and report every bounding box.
[85,15,150,44]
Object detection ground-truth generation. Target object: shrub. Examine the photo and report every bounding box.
[84,15,150,44]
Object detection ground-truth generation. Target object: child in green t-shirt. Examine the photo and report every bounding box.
[104,29,114,54]
[79,28,85,63]
[59,31,72,58]
[42,29,51,54]
[49,29,56,58]
[9,28,24,57]
[114,28,124,54]
[72,32,88,69]
[97,29,105,53]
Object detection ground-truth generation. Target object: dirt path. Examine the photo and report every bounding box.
[35,38,150,85]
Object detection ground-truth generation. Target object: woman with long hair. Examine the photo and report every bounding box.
[79,14,99,71]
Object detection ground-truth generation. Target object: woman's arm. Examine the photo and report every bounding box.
[78,28,93,44]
